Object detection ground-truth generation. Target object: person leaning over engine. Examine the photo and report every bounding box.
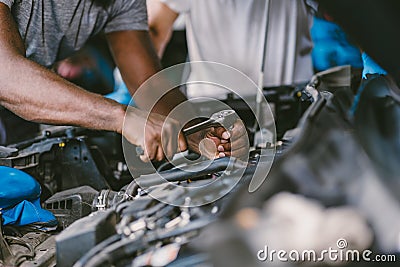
[147,0,315,99]
[0,0,245,161]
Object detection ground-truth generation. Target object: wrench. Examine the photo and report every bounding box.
[182,109,237,136]
[136,110,237,156]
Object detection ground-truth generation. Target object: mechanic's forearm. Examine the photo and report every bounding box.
[147,0,178,58]
[0,54,126,134]
[148,27,168,58]
[107,30,190,118]
[0,3,126,134]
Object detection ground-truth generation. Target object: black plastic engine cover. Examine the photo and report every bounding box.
[56,209,117,267]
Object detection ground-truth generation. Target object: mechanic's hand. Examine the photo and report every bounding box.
[187,119,249,159]
[123,108,187,162]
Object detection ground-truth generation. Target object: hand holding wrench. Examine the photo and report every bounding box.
[136,110,238,157]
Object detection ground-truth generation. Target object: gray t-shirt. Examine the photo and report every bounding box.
[0,0,148,67]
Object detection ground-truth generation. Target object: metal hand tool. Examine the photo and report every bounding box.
[182,109,237,136]
[136,110,237,156]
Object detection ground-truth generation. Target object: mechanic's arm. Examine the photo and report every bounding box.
[147,0,179,58]
[0,4,125,131]
[0,3,181,161]
[106,29,199,157]
[107,30,248,159]
[106,30,187,118]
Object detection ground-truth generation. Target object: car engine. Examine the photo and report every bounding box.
[1,65,399,267]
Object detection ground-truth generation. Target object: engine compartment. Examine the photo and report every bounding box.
[1,66,400,267]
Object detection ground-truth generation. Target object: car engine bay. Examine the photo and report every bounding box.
[1,65,400,267]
